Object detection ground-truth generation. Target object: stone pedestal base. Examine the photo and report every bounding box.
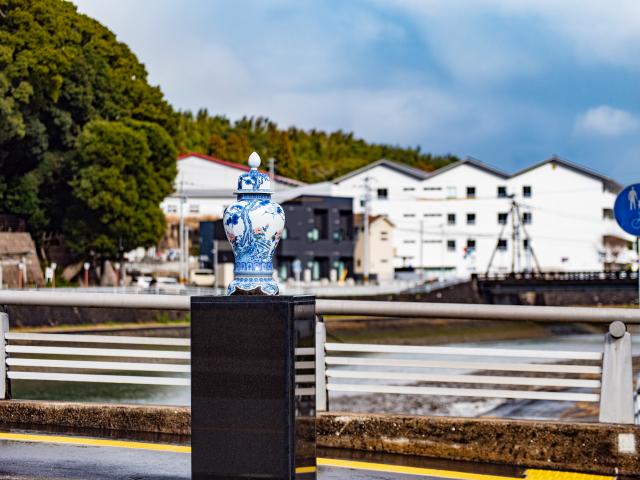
[191,295,316,479]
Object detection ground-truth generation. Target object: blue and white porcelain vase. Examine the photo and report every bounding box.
[223,152,285,295]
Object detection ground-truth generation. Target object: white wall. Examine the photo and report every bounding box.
[334,160,635,276]
[160,155,296,220]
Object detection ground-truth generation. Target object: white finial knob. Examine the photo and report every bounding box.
[248,152,261,169]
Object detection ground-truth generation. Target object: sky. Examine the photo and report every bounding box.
[72,0,640,183]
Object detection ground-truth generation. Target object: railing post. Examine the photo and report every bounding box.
[599,321,634,424]
[0,311,9,400]
[315,318,327,412]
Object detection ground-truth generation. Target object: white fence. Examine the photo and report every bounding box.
[321,342,602,403]
[0,291,637,424]
[0,317,314,398]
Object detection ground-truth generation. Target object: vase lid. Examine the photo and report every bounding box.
[235,152,272,194]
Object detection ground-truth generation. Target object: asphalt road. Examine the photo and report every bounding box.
[0,432,614,480]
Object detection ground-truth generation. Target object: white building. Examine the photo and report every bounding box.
[160,152,304,221]
[332,156,634,277]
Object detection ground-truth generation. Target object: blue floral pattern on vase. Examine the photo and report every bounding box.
[223,152,285,295]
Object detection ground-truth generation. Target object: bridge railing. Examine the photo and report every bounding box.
[0,291,638,424]
[321,338,602,403]
[0,314,315,399]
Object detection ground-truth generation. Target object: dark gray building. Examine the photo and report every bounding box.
[274,195,354,281]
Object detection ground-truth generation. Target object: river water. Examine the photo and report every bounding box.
[10,332,638,420]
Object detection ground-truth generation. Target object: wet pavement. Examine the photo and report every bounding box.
[0,430,618,480]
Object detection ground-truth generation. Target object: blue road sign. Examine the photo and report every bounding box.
[614,184,640,236]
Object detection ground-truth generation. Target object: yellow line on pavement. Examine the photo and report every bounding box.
[316,458,521,480]
[0,432,191,453]
[0,434,615,480]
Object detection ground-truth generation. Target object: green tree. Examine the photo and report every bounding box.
[65,120,175,258]
[0,0,176,259]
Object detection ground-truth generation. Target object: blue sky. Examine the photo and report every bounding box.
[72,0,640,182]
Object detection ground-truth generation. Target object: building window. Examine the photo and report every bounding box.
[167,205,177,213]
[498,212,508,225]
[380,231,388,241]
[423,213,443,217]
[403,239,417,244]
[307,228,319,242]
[403,213,416,218]
[380,259,388,263]
[447,213,456,225]
[522,212,532,224]
[377,188,388,200]
[466,239,476,249]
[523,185,532,197]
[312,209,329,239]
[423,186,442,191]
[497,186,507,198]
[403,187,416,192]
[359,199,365,207]
[466,186,476,198]
[447,240,456,251]
[497,239,507,250]
[189,204,200,213]
[523,238,530,250]
[423,239,442,244]
[603,208,614,220]
[466,213,476,225]
[446,186,457,198]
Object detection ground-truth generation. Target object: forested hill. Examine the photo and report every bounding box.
[174,110,458,184]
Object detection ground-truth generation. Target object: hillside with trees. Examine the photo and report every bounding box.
[174,111,457,183]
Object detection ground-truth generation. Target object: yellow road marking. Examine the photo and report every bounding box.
[316,458,520,480]
[0,433,615,480]
[0,432,191,453]
[296,466,317,473]
[526,470,614,480]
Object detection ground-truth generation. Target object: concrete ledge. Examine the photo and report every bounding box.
[318,412,640,475]
[1,402,639,475]
[0,400,190,436]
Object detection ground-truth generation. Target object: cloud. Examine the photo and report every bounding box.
[574,106,640,137]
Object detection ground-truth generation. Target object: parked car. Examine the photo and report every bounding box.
[135,275,153,288]
[190,269,215,287]
[155,276,186,294]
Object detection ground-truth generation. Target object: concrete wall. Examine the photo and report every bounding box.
[1,401,638,475]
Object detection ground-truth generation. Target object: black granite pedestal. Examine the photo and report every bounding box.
[191,295,316,479]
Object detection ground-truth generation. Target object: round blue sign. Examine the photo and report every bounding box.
[614,183,640,236]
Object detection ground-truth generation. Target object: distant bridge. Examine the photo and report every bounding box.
[473,271,639,305]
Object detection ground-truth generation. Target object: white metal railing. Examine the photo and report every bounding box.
[321,340,602,404]
[0,323,315,398]
[0,291,636,423]
[314,321,635,425]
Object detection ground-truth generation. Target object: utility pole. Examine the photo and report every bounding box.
[178,174,186,283]
[510,200,517,274]
[419,220,424,283]
[268,157,275,191]
[440,222,445,281]
[363,176,371,284]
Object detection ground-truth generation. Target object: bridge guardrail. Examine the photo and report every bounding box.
[0,317,315,399]
[0,291,636,424]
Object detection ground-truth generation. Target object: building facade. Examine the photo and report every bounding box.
[353,215,395,282]
[274,195,354,282]
[332,156,633,277]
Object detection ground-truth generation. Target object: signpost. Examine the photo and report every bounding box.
[614,183,640,307]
